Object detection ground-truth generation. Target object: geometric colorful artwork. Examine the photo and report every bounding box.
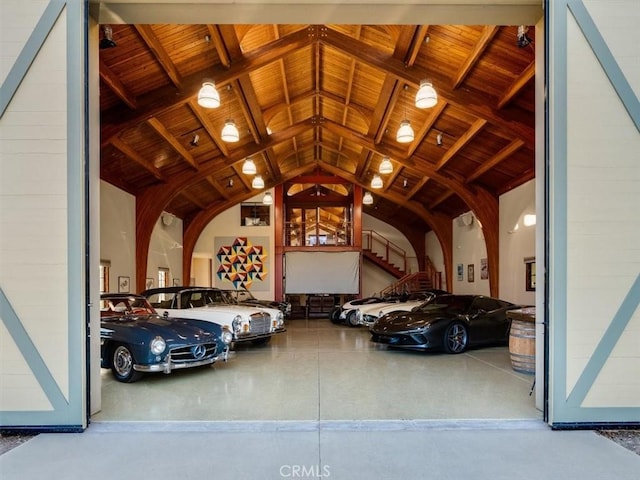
[215,236,268,290]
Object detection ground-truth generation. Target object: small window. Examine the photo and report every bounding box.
[240,203,270,226]
[158,268,169,288]
[100,260,110,293]
[524,257,536,291]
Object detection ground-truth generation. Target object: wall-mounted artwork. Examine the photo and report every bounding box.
[467,264,475,283]
[457,264,464,281]
[118,276,130,293]
[215,236,269,291]
[480,258,488,280]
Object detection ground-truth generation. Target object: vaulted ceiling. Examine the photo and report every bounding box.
[99,23,536,235]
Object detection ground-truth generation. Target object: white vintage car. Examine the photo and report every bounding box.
[142,287,285,345]
[354,290,448,327]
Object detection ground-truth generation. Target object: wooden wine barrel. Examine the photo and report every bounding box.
[507,308,536,375]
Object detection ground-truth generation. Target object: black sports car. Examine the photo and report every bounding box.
[370,294,518,353]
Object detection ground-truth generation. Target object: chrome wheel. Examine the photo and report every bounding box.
[346,310,359,328]
[444,322,468,354]
[111,344,142,382]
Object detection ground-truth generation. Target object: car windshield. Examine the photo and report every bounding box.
[413,296,473,315]
[100,297,156,317]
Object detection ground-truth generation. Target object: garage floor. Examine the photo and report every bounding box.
[92,318,539,423]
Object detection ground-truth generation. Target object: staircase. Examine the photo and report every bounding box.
[362,230,407,278]
[380,258,443,296]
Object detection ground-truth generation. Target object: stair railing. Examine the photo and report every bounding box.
[362,230,407,273]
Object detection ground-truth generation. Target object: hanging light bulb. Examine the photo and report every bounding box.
[396,85,414,143]
[221,120,239,142]
[370,174,383,189]
[396,120,414,143]
[379,156,393,174]
[415,80,438,108]
[363,191,374,205]
[197,81,220,108]
[262,191,273,205]
[252,175,265,189]
[242,158,257,175]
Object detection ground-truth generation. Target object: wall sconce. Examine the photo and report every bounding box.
[415,80,438,108]
[363,191,374,205]
[379,156,393,174]
[242,158,257,175]
[252,175,265,189]
[370,174,383,189]
[262,191,273,205]
[523,214,536,226]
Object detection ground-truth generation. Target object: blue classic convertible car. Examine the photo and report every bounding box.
[100,293,233,382]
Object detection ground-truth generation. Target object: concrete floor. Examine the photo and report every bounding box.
[3,319,640,479]
[92,318,539,423]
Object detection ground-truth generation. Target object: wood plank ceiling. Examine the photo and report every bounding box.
[99,23,535,236]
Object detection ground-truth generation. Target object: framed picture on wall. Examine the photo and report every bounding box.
[457,264,464,281]
[467,264,475,283]
[118,276,130,293]
[480,258,488,280]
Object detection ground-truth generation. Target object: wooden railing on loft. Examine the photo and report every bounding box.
[362,230,407,274]
[380,257,443,296]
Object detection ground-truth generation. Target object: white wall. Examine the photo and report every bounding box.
[147,214,184,287]
[100,181,136,292]
[425,231,445,287]
[451,212,491,297]
[500,180,536,305]
[192,190,275,300]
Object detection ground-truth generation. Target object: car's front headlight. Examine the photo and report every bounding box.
[221,328,233,345]
[150,336,166,355]
[232,315,243,334]
[273,311,284,328]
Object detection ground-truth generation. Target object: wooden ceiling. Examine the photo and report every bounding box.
[99,23,536,234]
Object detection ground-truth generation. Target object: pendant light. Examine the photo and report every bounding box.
[220,85,239,142]
[252,175,265,189]
[363,191,374,205]
[415,80,438,108]
[221,120,239,142]
[197,81,220,108]
[262,191,273,205]
[396,85,414,143]
[242,158,257,175]
[370,174,383,189]
[379,156,393,174]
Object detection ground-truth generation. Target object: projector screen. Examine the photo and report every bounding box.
[285,251,360,294]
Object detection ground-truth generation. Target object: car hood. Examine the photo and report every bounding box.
[101,314,215,342]
[373,311,443,332]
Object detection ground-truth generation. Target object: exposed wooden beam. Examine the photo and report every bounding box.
[452,26,499,89]
[435,118,487,171]
[108,137,164,181]
[99,58,137,109]
[498,61,535,109]
[133,25,182,88]
[466,138,525,183]
[147,117,199,171]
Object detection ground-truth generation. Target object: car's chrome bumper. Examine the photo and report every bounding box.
[134,346,230,374]
[235,327,286,342]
